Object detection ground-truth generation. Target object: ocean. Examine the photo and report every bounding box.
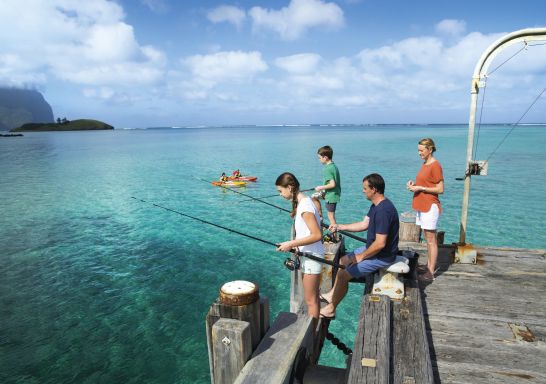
[1,125,545,383]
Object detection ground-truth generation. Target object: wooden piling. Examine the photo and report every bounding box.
[206,280,264,384]
[212,319,252,384]
[399,220,421,242]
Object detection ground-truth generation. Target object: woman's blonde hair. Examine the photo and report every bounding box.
[418,138,436,153]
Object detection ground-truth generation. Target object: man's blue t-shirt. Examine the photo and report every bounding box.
[366,198,399,261]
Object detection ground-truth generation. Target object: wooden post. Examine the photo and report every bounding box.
[399,212,421,243]
[212,319,252,384]
[320,239,344,294]
[206,281,263,384]
[290,262,305,314]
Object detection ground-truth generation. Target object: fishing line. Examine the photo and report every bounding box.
[196,177,368,244]
[196,176,288,213]
[471,41,545,167]
[131,196,344,269]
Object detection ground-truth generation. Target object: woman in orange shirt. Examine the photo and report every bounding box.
[407,138,444,281]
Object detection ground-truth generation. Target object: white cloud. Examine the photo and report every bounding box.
[177,51,268,101]
[435,19,466,36]
[268,30,546,113]
[184,51,268,82]
[0,0,165,91]
[275,53,322,74]
[358,37,444,73]
[207,5,246,28]
[249,0,344,40]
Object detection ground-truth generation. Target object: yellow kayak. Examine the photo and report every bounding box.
[211,181,247,188]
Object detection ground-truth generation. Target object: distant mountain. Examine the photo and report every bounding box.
[0,88,54,131]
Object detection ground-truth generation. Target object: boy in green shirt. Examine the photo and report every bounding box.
[315,145,341,225]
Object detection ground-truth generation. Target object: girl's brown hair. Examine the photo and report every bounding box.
[275,172,300,218]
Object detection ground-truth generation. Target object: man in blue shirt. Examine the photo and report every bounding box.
[320,173,399,319]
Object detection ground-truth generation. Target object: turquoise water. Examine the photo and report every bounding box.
[1,125,545,383]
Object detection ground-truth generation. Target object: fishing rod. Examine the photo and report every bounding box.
[197,177,368,244]
[197,176,288,213]
[131,196,344,270]
[238,188,315,202]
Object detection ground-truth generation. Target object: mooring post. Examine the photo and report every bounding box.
[399,212,421,243]
[212,318,252,384]
[206,280,267,384]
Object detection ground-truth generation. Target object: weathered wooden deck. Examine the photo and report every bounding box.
[206,240,545,383]
[411,243,546,383]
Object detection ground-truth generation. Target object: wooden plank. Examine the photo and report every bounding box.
[234,312,314,384]
[418,245,546,383]
[426,315,546,373]
[212,319,252,384]
[392,287,434,384]
[347,294,391,384]
[434,360,546,384]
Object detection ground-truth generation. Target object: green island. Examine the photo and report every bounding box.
[11,119,113,132]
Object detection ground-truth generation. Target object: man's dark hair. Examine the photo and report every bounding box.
[317,145,333,160]
[363,173,385,194]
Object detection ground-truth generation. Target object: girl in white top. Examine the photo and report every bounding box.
[276,172,325,320]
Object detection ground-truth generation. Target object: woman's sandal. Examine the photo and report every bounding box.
[417,271,436,282]
[416,264,428,274]
[417,265,439,275]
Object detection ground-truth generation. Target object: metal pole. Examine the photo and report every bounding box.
[459,79,479,244]
[458,28,546,245]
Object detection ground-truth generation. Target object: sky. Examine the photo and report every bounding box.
[1,0,546,128]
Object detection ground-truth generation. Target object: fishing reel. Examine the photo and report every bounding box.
[323,233,339,244]
[284,257,301,271]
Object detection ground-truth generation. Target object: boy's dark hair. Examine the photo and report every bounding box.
[317,145,333,160]
[363,173,385,194]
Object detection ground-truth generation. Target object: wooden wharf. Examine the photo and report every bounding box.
[411,242,546,383]
[206,237,546,383]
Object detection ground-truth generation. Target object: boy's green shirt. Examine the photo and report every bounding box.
[323,162,341,203]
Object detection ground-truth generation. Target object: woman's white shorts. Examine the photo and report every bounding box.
[416,203,440,231]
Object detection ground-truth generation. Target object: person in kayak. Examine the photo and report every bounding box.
[220,172,228,182]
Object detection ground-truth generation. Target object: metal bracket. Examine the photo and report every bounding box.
[468,160,488,176]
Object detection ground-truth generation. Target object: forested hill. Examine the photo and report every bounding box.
[0,88,54,130]
[12,119,114,132]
